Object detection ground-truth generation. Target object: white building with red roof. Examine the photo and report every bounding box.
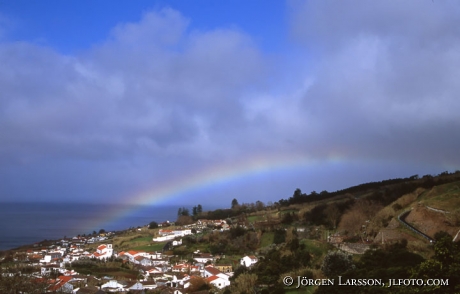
[206,275,230,289]
[91,244,113,260]
[203,266,230,289]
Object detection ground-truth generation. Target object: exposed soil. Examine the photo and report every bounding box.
[405,206,459,238]
[373,204,460,244]
[373,218,420,244]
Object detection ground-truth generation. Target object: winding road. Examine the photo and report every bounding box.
[398,210,434,242]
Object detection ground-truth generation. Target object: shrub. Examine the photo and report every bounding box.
[321,250,354,277]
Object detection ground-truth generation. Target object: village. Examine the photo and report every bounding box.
[1,218,259,293]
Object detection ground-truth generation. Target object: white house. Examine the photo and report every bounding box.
[203,267,230,289]
[159,229,174,236]
[173,229,192,237]
[240,255,258,267]
[206,275,230,289]
[91,244,113,260]
[193,253,214,263]
[120,250,146,262]
[153,235,176,242]
[101,280,125,292]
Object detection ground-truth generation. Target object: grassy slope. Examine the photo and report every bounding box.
[419,181,460,212]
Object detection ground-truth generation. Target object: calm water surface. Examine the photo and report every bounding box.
[0,202,181,250]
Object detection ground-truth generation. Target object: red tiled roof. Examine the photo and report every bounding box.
[48,276,72,291]
[197,253,213,258]
[206,276,219,282]
[205,266,222,276]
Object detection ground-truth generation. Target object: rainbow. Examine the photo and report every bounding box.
[77,152,346,232]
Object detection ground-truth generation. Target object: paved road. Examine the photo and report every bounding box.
[398,210,434,242]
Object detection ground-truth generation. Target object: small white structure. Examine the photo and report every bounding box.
[172,239,182,246]
[101,280,125,292]
[240,255,258,267]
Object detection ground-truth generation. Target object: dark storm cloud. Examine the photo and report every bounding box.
[287,0,460,166]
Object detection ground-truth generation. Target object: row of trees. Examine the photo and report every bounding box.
[173,205,204,226]
[277,171,460,208]
[177,205,203,217]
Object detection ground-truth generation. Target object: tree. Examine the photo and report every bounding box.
[178,207,190,217]
[410,232,460,292]
[324,204,341,229]
[148,221,158,229]
[273,229,286,244]
[290,188,304,204]
[255,200,265,211]
[231,198,239,208]
[187,276,211,292]
[321,250,355,277]
[338,199,382,238]
[176,215,194,226]
[230,273,257,294]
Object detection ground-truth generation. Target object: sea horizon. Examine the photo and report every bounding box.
[0,202,221,251]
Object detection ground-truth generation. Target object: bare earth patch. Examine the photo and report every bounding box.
[405,206,460,238]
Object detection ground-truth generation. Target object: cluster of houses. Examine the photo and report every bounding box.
[6,222,258,293]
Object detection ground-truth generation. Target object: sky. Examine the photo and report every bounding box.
[1,1,460,207]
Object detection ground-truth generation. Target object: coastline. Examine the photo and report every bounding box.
[0,202,183,251]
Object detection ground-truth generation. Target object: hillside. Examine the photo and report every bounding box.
[2,171,460,293]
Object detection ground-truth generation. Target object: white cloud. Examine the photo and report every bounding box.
[0,8,276,202]
[1,3,460,203]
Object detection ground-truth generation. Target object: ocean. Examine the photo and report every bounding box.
[0,202,185,251]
